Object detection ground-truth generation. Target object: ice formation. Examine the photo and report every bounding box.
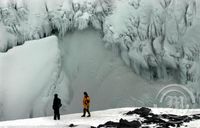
[1,0,200,120]
[0,36,70,120]
[1,0,199,85]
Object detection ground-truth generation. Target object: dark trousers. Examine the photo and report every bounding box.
[54,109,60,120]
[83,108,90,116]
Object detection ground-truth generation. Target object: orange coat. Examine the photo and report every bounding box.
[83,96,90,109]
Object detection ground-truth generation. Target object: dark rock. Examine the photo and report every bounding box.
[97,119,141,128]
[97,107,200,128]
[97,121,119,128]
[160,114,192,124]
[119,119,141,128]
[126,107,151,117]
[124,107,200,128]
[69,124,78,127]
[129,120,142,128]
[192,114,200,120]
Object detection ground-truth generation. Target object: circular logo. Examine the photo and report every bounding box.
[154,84,195,124]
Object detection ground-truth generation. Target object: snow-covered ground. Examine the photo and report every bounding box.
[0,107,200,128]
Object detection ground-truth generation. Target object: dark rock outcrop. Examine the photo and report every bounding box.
[97,119,141,128]
[124,107,200,128]
[126,107,151,117]
[69,124,78,127]
[72,107,200,128]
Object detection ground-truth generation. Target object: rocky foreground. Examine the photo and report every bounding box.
[1,107,200,128]
[94,107,200,128]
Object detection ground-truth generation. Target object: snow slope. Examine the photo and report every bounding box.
[0,36,70,120]
[0,107,200,128]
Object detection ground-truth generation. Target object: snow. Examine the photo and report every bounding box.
[0,108,134,127]
[1,0,200,121]
[0,36,70,120]
[0,28,165,121]
[0,107,200,128]
[59,29,179,115]
[0,0,196,86]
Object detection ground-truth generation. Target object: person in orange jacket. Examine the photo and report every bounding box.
[81,92,91,117]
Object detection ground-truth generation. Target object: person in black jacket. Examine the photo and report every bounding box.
[52,94,62,120]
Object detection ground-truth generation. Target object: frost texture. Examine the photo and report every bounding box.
[0,0,200,99]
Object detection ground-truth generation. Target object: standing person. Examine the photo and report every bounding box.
[52,94,62,120]
[81,92,91,117]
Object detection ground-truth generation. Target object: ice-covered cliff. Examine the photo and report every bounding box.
[1,0,200,120]
[1,0,200,85]
[0,36,70,120]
